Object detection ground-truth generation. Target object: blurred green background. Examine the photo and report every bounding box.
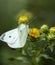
[0,0,55,65]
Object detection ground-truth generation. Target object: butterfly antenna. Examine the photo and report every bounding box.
[27,16,37,25]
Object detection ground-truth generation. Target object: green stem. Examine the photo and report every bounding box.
[30,56,39,65]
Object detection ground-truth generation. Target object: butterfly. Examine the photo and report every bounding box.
[0,24,29,48]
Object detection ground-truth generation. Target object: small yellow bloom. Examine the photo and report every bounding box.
[18,16,28,23]
[29,28,40,38]
[16,10,33,24]
[50,27,55,33]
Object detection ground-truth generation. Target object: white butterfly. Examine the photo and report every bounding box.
[0,24,29,48]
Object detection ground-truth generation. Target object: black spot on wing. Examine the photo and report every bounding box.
[9,36,11,38]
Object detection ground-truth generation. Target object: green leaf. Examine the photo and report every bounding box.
[15,57,29,63]
[39,54,55,61]
[22,49,27,55]
[40,54,49,59]
[48,43,55,52]
[35,40,48,50]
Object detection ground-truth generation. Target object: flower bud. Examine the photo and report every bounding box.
[40,24,48,33]
[50,27,55,33]
[47,33,55,40]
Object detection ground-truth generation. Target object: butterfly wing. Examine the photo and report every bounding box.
[18,24,29,47]
[0,28,22,48]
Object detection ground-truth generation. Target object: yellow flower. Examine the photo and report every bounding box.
[16,10,33,24]
[18,16,28,23]
[50,27,55,33]
[29,28,40,38]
